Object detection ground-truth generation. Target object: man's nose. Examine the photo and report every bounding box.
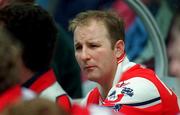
[80,47,90,61]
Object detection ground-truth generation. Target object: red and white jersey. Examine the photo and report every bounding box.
[0,85,35,112]
[70,104,121,115]
[22,68,71,111]
[82,56,180,115]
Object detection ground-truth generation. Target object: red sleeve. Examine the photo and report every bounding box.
[56,94,71,111]
[119,104,162,115]
[70,104,89,115]
[87,87,101,105]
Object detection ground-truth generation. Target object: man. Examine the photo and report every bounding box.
[0,3,71,110]
[0,0,82,100]
[69,10,179,114]
[0,28,35,111]
[168,8,180,78]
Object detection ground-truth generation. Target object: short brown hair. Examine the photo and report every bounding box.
[3,98,69,115]
[69,10,125,46]
[0,3,57,72]
[0,28,21,93]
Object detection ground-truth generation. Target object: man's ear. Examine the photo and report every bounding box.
[114,40,124,58]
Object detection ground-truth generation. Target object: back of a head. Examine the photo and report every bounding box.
[69,10,125,47]
[12,0,35,3]
[0,0,35,9]
[0,3,58,72]
[3,98,69,115]
[0,28,21,93]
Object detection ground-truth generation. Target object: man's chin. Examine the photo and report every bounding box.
[87,75,101,82]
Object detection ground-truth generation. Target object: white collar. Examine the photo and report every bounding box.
[113,56,136,86]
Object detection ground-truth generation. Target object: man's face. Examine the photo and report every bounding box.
[74,20,118,84]
[168,16,180,77]
[169,38,180,77]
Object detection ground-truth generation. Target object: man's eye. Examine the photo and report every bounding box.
[75,45,82,50]
[90,44,98,48]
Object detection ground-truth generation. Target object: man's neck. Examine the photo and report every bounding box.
[19,62,34,84]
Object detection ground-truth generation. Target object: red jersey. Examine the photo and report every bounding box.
[22,68,71,111]
[70,104,121,115]
[0,85,21,112]
[82,56,179,115]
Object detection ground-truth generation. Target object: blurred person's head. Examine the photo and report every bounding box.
[0,0,35,9]
[0,27,21,93]
[0,3,58,83]
[168,8,180,77]
[3,98,69,115]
